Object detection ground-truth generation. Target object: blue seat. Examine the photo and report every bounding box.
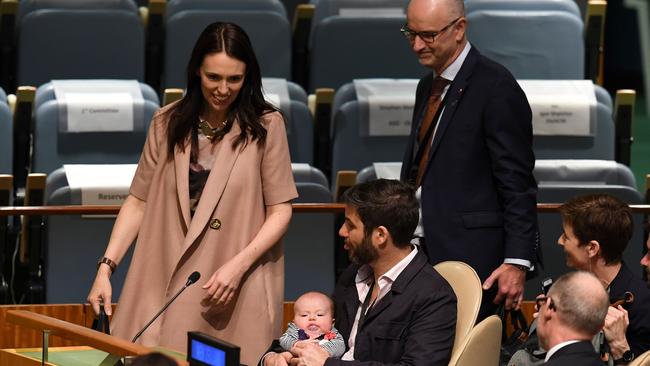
[263,78,313,164]
[330,79,416,183]
[32,81,160,175]
[17,0,144,87]
[164,0,291,89]
[0,88,11,174]
[465,0,584,79]
[44,166,135,303]
[285,179,335,299]
[309,1,425,91]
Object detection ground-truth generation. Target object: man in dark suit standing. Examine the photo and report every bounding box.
[399,0,539,316]
[262,179,457,366]
[537,271,609,365]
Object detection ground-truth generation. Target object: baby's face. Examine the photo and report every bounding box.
[293,294,334,339]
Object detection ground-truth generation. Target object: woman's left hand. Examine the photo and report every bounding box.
[201,257,248,307]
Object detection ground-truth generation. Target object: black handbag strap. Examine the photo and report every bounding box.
[91,306,111,335]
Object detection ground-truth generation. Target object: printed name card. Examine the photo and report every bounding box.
[52,79,145,134]
[64,164,137,211]
[65,92,134,132]
[339,7,405,17]
[354,79,418,137]
[517,80,596,136]
[368,95,415,136]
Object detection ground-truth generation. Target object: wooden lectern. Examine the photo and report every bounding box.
[1,310,188,366]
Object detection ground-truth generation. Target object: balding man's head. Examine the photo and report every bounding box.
[405,0,467,74]
[550,271,609,336]
[408,0,464,20]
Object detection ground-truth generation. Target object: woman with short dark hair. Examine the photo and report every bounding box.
[87,22,297,364]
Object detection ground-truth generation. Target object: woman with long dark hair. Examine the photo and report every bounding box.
[87,23,297,364]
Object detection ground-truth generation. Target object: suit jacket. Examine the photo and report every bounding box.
[609,262,650,356]
[544,341,602,366]
[400,46,538,282]
[324,250,457,366]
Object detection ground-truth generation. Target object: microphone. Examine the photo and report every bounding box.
[131,271,201,343]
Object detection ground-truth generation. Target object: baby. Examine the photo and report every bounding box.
[279,291,345,360]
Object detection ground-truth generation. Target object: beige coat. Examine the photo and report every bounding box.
[111,106,298,365]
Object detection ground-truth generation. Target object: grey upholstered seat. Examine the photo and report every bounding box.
[330,101,410,184]
[17,0,144,87]
[465,0,584,80]
[263,79,313,164]
[292,163,329,188]
[285,181,335,299]
[32,81,160,175]
[164,0,291,89]
[45,167,135,303]
[308,1,425,92]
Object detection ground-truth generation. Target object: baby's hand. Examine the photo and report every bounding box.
[291,339,318,355]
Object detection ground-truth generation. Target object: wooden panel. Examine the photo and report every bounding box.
[283,302,294,332]
[0,305,85,348]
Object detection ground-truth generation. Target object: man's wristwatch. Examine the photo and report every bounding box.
[615,350,635,364]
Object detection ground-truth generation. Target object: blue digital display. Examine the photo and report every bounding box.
[191,339,226,366]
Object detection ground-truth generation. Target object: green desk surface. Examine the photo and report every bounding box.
[16,346,186,366]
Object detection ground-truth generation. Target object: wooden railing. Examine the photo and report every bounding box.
[0,203,649,216]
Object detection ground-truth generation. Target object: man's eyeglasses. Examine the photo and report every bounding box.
[535,296,556,311]
[400,17,462,44]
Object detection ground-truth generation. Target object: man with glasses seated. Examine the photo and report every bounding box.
[536,271,609,365]
[399,0,538,320]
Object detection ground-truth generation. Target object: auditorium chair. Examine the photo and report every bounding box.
[465,0,584,80]
[16,0,145,87]
[262,78,314,164]
[303,0,425,92]
[433,261,482,357]
[164,0,291,90]
[448,315,502,366]
[31,81,159,176]
[44,166,135,303]
[285,179,336,299]
[630,349,650,366]
[330,79,415,186]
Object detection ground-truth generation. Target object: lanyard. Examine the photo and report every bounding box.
[357,280,376,329]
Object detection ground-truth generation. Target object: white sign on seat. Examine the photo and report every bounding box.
[354,79,418,136]
[64,164,137,212]
[517,80,597,136]
[52,80,145,133]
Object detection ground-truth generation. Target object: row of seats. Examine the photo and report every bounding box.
[0,79,314,194]
[0,77,638,195]
[40,163,335,303]
[0,0,606,94]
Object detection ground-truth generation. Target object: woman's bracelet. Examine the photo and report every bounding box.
[97,256,117,273]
